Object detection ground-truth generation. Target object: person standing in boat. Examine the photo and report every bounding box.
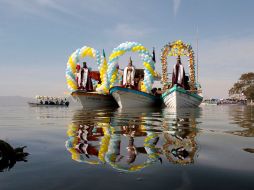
[76,64,82,89]
[172,56,186,89]
[81,62,93,91]
[123,57,135,88]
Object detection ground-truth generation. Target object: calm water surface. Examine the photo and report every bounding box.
[0,102,254,190]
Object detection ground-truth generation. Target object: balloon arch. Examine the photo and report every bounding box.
[65,46,107,92]
[105,41,156,93]
[160,40,196,90]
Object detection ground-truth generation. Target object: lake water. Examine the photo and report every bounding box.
[0,102,254,190]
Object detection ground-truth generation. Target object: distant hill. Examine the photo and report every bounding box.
[0,96,82,107]
[0,96,33,106]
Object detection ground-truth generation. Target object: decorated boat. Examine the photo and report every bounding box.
[160,40,203,108]
[110,86,161,108]
[102,41,160,108]
[65,46,116,108]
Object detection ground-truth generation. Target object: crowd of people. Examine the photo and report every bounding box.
[36,96,69,106]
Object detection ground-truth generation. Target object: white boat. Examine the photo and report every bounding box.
[71,90,117,108]
[110,86,161,108]
[201,98,219,106]
[160,40,203,109]
[162,85,203,108]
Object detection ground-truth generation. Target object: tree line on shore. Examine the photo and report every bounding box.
[229,72,254,101]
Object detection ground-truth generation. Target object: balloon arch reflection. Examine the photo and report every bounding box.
[65,109,199,172]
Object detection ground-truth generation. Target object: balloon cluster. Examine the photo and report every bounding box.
[65,46,105,93]
[160,40,196,90]
[104,41,155,93]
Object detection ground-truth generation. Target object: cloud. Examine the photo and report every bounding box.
[0,0,82,21]
[105,23,154,39]
[173,0,182,16]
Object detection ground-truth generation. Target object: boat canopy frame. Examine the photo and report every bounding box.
[161,40,196,91]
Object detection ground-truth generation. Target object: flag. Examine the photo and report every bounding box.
[103,49,106,59]
[152,47,156,63]
[102,49,107,66]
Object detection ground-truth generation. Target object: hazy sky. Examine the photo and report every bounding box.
[0,0,253,98]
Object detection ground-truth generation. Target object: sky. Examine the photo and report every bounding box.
[0,0,253,98]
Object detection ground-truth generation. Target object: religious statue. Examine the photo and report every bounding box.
[123,57,135,88]
[81,62,93,91]
[172,56,186,88]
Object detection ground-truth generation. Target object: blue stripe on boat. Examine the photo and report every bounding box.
[110,86,159,100]
[161,85,203,101]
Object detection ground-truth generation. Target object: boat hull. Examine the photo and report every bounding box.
[71,90,116,108]
[109,86,161,108]
[162,85,203,108]
[28,103,69,107]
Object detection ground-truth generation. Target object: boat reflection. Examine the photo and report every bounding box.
[65,108,200,172]
[228,106,254,137]
[162,108,200,164]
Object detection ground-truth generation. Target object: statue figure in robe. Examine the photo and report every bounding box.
[172,56,186,89]
[81,62,93,91]
[76,64,82,89]
[123,57,135,88]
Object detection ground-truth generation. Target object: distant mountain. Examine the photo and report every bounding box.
[0,96,83,108]
[0,96,33,106]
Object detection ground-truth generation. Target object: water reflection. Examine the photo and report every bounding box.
[229,106,254,137]
[162,108,199,164]
[0,140,29,172]
[65,108,201,172]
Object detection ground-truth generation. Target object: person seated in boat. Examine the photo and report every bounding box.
[81,62,93,92]
[55,98,59,105]
[64,98,69,106]
[134,77,139,90]
[184,76,190,90]
[155,88,163,96]
[151,88,157,95]
[137,74,144,91]
[49,98,55,105]
[172,55,186,89]
[76,64,82,89]
[123,57,135,88]
[45,97,49,105]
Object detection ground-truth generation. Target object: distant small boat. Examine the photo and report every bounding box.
[110,86,161,108]
[71,90,117,108]
[162,85,203,108]
[28,95,69,107]
[28,102,69,107]
[201,99,219,105]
